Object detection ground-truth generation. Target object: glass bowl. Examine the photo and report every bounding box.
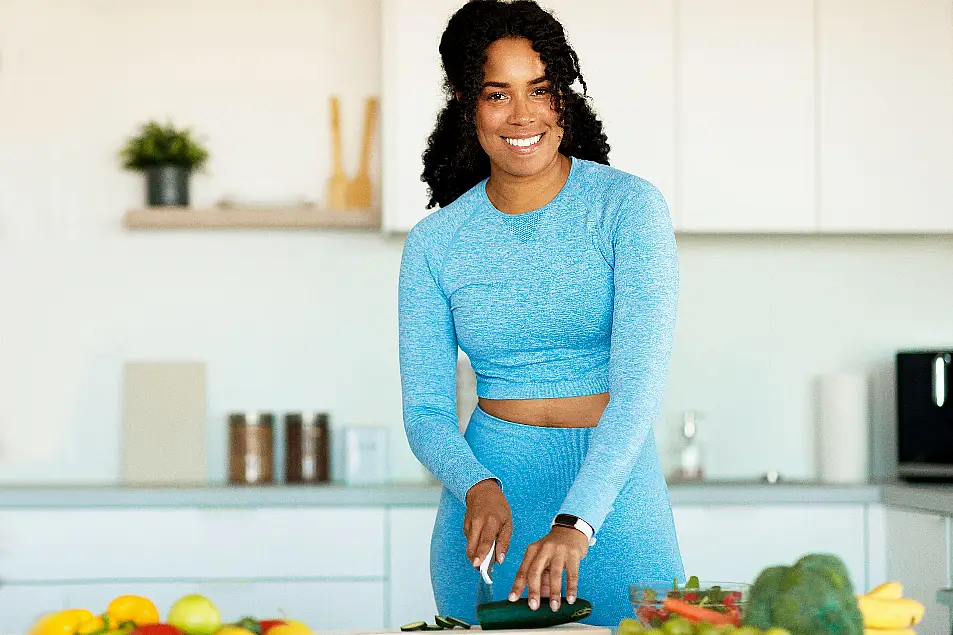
[628,580,751,628]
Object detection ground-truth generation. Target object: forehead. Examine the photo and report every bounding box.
[483,37,547,81]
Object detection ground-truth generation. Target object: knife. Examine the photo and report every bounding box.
[477,539,496,608]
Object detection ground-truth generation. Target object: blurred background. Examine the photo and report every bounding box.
[1,0,953,634]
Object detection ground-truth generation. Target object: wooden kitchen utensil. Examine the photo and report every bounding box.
[347,96,378,209]
[327,95,349,210]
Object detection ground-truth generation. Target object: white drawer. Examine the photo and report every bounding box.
[0,508,385,580]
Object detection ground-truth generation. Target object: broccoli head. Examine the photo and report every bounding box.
[743,553,864,635]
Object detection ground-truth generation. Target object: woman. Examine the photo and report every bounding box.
[397,0,684,627]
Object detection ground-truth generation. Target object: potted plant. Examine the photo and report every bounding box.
[119,120,210,207]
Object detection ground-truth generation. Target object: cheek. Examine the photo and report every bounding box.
[475,105,502,140]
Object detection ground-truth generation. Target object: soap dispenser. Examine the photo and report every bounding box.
[676,410,705,482]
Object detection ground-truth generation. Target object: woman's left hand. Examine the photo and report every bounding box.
[508,526,589,612]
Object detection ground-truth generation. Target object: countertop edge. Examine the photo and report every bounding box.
[0,482,886,509]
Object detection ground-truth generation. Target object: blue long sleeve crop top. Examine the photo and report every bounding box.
[397,156,679,534]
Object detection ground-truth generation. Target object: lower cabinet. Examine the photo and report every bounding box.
[1,500,937,634]
[881,508,950,635]
[0,581,384,635]
[673,504,869,592]
[0,585,66,635]
[388,507,439,628]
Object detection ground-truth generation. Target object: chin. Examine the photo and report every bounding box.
[492,145,560,178]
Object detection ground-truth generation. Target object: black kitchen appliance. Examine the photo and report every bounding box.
[898,349,953,481]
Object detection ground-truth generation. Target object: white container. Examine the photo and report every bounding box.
[815,373,870,484]
[334,426,388,485]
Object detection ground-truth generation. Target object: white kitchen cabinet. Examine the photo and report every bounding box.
[672,504,867,591]
[0,584,67,635]
[817,0,953,233]
[540,0,676,219]
[380,0,676,233]
[882,508,950,635]
[675,0,816,232]
[388,507,439,628]
[380,0,460,233]
[0,508,386,580]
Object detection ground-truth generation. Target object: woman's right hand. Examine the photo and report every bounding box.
[464,478,513,567]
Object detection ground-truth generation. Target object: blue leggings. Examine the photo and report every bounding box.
[429,405,685,627]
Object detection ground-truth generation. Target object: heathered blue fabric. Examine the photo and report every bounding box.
[430,405,684,626]
[397,156,679,535]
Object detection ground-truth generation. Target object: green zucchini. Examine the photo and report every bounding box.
[444,617,471,630]
[433,615,457,629]
[400,622,427,631]
[476,597,593,630]
[422,625,445,631]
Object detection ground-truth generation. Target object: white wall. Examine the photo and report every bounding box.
[1,1,951,485]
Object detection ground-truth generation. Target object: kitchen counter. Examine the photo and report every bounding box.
[0,481,886,509]
[882,482,953,516]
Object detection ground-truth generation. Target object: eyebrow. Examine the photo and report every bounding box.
[482,76,549,89]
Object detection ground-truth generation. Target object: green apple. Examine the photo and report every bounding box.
[166,595,221,635]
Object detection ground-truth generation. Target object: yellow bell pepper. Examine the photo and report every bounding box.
[106,595,160,627]
[28,609,95,635]
[75,615,108,635]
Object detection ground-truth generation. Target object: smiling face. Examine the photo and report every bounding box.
[474,37,564,178]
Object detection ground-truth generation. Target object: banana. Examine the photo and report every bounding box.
[856,595,925,629]
[867,582,904,599]
[864,630,915,635]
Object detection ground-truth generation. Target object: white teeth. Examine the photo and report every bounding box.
[505,134,541,148]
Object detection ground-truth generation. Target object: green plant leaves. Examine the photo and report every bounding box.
[120,119,210,172]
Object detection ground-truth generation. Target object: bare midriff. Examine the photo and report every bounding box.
[477,392,609,428]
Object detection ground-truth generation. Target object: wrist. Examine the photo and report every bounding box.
[465,477,501,503]
[551,513,596,547]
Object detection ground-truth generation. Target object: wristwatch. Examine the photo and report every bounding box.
[551,514,597,547]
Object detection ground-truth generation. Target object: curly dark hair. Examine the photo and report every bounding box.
[421,0,611,209]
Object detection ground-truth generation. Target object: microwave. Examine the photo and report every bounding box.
[897,349,953,481]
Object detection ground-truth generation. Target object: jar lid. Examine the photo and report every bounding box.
[228,411,275,426]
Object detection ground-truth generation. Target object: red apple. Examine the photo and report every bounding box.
[258,621,286,635]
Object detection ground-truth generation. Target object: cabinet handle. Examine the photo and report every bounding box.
[934,353,950,408]
[936,586,953,611]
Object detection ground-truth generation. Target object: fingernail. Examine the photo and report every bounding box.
[529,599,539,611]
[550,599,559,612]
[567,595,576,604]
[473,558,480,567]
[497,552,505,564]
[508,593,517,602]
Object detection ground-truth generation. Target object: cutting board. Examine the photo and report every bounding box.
[317,627,610,635]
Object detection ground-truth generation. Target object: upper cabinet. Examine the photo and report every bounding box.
[543,0,676,220]
[381,0,953,235]
[817,0,953,233]
[380,0,461,234]
[675,0,816,232]
[380,0,675,234]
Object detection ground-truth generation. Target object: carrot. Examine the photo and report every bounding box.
[661,598,738,626]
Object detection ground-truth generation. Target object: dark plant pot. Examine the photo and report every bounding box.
[146,165,190,206]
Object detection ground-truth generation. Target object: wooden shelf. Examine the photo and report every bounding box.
[123,205,381,231]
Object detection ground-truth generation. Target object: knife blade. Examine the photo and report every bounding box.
[477,539,496,608]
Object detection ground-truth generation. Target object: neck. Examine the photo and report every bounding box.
[485,154,571,215]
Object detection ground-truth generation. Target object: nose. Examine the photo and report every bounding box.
[507,94,535,126]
